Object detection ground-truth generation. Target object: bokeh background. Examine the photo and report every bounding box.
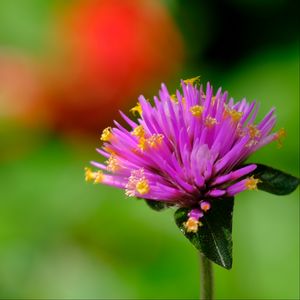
[0,0,299,299]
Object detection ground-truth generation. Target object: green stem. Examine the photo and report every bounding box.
[200,253,214,300]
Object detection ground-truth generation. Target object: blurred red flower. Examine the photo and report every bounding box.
[43,0,184,135]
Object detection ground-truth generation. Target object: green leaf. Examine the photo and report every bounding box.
[174,198,234,269]
[249,164,299,195]
[145,199,168,211]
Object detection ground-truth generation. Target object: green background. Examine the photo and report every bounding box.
[0,0,299,299]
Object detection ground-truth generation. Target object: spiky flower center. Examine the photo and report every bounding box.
[86,77,281,233]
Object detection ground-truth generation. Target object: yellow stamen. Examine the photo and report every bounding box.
[135,178,150,195]
[223,105,243,122]
[85,167,95,182]
[85,167,104,184]
[100,127,112,142]
[248,124,261,139]
[201,203,211,212]
[245,176,261,190]
[170,94,178,103]
[147,134,164,148]
[275,128,286,148]
[131,125,145,138]
[130,102,142,116]
[137,134,164,151]
[184,217,202,233]
[94,171,104,183]
[190,105,204,117]
[204,116,218,128]
[138,136,148,151]
[245,124,261,147]
[183,76,201,86]
[229,110,243,122]
[125,169,149,197]
[106,155,119,172]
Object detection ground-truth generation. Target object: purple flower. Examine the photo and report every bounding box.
[86,77,285,233]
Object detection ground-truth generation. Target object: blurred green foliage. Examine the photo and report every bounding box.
[0,0,57,55]
[0,0,299,299]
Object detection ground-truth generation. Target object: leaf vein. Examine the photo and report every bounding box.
[205,216,226,267]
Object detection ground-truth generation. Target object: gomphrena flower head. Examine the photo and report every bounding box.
[86,78,284,233]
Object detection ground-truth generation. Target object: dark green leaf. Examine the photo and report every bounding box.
[174,198,234,269]
[145,199,168,211]
[249,164,299,195]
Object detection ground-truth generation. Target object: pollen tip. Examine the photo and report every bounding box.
[131,125,145,138]
[245,176,261,190]
[94,171,104,183]
[230,110,243,122]
[245,124,262,147]
[130,102,142,116]
[248,124,261,139]
[184,217,202,233]
[85,167,104,183]
[126,169,150,196]
[137,134,164,151]
[84,167,94,182]
[275,128,286,148]
[204,116,218,128]
[138,136,148,151]
[135,178,150,195]
[147,134,164,148]
[223,105,243,122]
[190,105,204,117]
[200,201,211,212]
[100,127,113,142]
[170,94,178,103]
[106,155,119,173]
[183,76,201,86]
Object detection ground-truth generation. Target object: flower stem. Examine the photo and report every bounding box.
[199,253,214,300]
